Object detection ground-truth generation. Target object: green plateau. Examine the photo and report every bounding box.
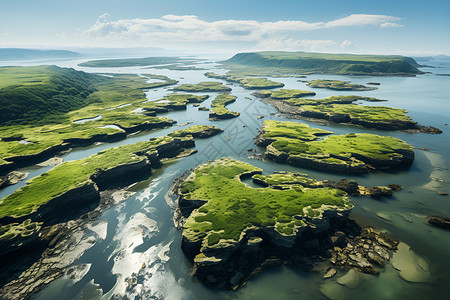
[223,51,423,76]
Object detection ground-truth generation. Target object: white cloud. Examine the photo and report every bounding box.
[341,40,354,48]
[324,14,401,28]
[82,13,403,45]
[380,22,404,28]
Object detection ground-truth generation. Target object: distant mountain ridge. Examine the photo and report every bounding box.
[224,51,424,76]
[0,48,81,61]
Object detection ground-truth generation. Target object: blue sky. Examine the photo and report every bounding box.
[1,0,449,55]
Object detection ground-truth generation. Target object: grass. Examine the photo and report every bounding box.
[169,125,223,138]
[204,72,284,89]
[252,172,316,186]
[173,81,231,92]
[223,51,423,75]
[278,95,384,106]
[260,120,414,169]
[180,158,350,245]
[262,120,332,141]
[0,136,190,219]
[0,219,42,241]
[301,104,413,122]
[257,89,316,99]
[307,80,375,91]
[209,94,239,119]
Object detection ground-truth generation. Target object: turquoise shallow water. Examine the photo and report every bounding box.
[1,56,449,299]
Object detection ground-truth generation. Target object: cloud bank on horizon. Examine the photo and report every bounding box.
[81,13,402,52]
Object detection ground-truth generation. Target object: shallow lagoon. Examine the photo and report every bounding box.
[1,56,449,299]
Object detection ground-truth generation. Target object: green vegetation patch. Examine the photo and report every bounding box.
[307,80,376,91]
[180,158,350,246]
[209,94,239,119]
[257,89,316,99]
[261,120,332,141]
[173,81,231,92]
[0,219,42,241]
[252,172,317,187]
[204,72,284,89]
[169,125,223,138]
[301,104,413,123]
[0,136,190,219]
[281,95,384,106]
[223,51,423,76]
[259,120,414,172]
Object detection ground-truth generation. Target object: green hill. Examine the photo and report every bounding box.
[223,51,423,76]
[0,66,100,125]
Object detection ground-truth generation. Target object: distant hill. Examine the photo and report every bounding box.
[0,48,81,61]
[78,56,198,67]
[223,51,424,76]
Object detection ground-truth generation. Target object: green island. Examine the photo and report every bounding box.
[254,90,441,132]
[254,88,316,99]
[173,81,232,92]
[147,64,207,71]
[299,104,419,130]
[0,66,205,174]
[204,72,284,89]
[169,125,224,138]
[256,120,414,173]
[78,57,199,68]
[176,158,352,289]
[209,94,239,120]
[222,51,424,76]
[307,79,376,91]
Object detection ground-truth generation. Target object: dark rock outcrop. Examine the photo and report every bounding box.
[427,215,450,229]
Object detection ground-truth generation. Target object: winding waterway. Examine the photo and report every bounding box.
[1,55,449,299]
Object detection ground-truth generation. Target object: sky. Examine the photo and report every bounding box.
[1,0,449,56]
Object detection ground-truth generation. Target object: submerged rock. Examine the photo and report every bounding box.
[337,269,363,288]
[391,242,431,283]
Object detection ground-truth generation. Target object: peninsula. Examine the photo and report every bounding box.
[223,51,424,76]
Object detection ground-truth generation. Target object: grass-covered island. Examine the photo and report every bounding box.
[223,51,424,76]
[173,81,232,92]
[169,125,223,138]
[256,120,414,173]
[209,94,240,120]
[175,158,353,289]
[255,90,442,133]
[0,66,209,175]
[204,72,284,89]
[78,57,198,68]
[307,79,376,91]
